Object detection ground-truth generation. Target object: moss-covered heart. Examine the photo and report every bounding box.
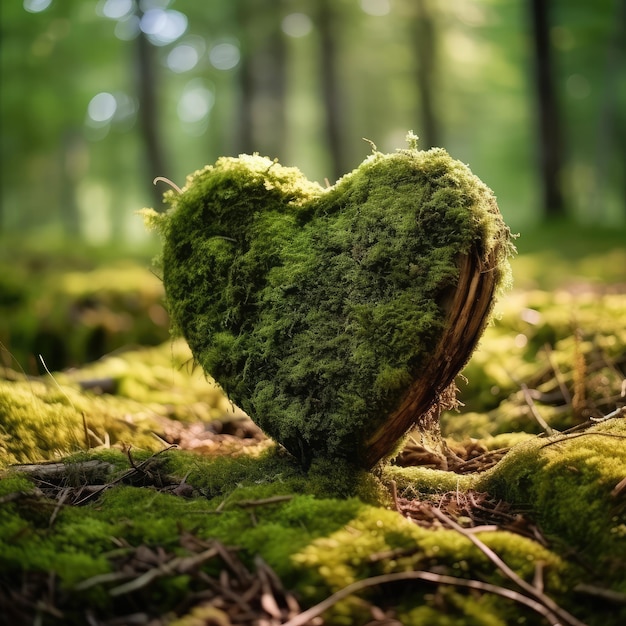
[145,137,512,469]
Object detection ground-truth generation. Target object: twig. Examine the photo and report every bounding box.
[543,343,572,405]
[540,431,626,449]
[520,383,555,436]
[430,508,587,626]
[108,546,219,596]
[590,405,626,422]
[389,479,399,511]
[234,495,294,508]
[255,556,282,619]
[610,476,626,498]
[282,571,565,626]
[574,583,626,605]
[73,445,177,506]
[153,176,182,194]
[49,488,70,527]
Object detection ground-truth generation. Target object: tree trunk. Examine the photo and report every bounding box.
[136,27,170,211]
[60,130,87,237]
[235,0,287,159]
[591,0,626,220]
[529,0,566,218]
[411,0,440,149]
[317,0,344,182]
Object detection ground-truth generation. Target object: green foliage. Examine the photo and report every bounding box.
[149,145,512,467]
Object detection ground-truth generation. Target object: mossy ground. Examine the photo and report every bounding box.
[1,234,625,625]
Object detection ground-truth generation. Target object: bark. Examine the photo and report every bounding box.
[363,239,505,468]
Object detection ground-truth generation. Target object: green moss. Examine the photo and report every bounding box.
[292,504,571,623]
[450,288,626,420]
[0,341,246,468]
[2,435,624,624]
[146,141,512,467]
[384,464,478,494]
[478,419,626,590]
[0,259,168,372]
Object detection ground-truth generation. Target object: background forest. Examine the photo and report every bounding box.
[1,0,625,247]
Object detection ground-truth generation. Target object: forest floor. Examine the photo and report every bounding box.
[0,224,625,625]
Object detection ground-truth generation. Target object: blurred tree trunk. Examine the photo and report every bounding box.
[591,0,626,220]
[317,0,344,182]
[529,0,566,218]
[236,0,287,158]
[136,27,170,211]
[410,0,440,149]
[237,33,254,154]
[59,131,86,236]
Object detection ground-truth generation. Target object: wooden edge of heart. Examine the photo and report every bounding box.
[362,246,502,469]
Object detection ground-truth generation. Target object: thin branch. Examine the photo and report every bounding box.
[575,583,626,605]
[234,495,294,508]
[540,431,626,450]
[282,570,564,626]
[49,487,70,527]
[520,383,555,436]
[590,405,626,422]
[543,343,572,404]
[153,176,182,194]
[73,445,177,506]
[430,508,586,626]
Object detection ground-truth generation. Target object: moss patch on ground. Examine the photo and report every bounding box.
[1,421,624,625]
[0,256,168,374]
[0,340,250,467]
[448,287,626,433]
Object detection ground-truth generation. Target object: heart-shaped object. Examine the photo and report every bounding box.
[146,138,512,468]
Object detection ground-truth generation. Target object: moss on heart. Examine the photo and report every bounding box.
[144,137,513,468]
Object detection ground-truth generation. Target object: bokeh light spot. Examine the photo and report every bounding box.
[88,92,117,124]
[99,0,134,20]
[140,8,187,45]
[167,44,200,73]
[24,0,52,13]
[360,0,390,17]
[209,42,240,70]
[177,80,215,124]
[282,13,313,38]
